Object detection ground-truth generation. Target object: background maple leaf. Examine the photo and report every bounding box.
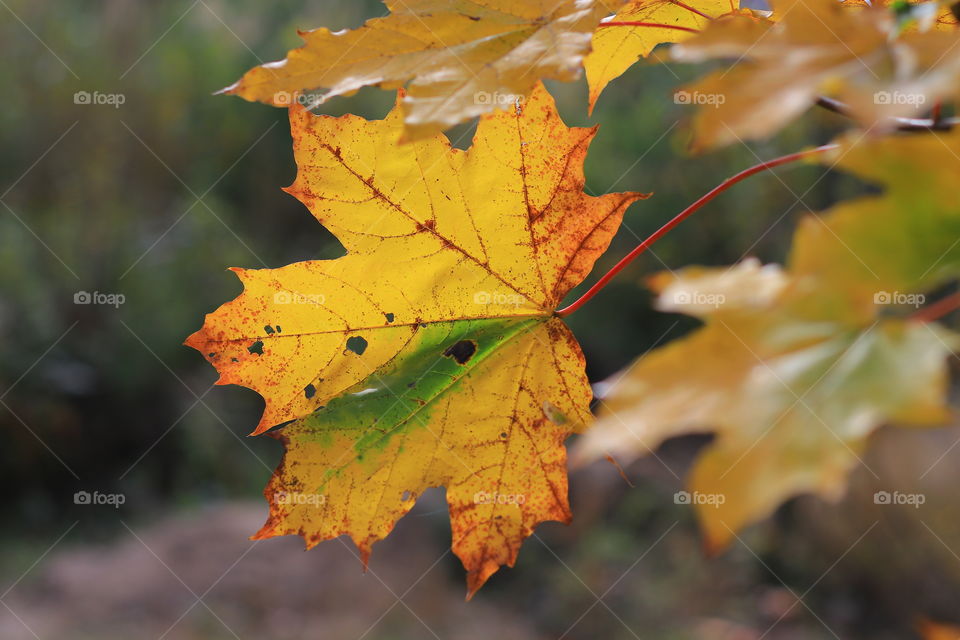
[584,0,740,112]
[672,0,960,149]
[223,0,624,140]
[576,130,960,548]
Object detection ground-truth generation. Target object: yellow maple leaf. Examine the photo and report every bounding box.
[186,82,647,594]
[671,0,960,149]
[584,0,739,112]
[577,259,954,549]
[221,0,624,141]
[574,130,960,549]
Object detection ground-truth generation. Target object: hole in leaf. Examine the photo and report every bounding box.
[345,336,368,355]
[264,325,275,335]
[248,341,264,355]
[385,312,395,323]
[443,339,477,365]
[542,401,567,425]
[304,384,316,399]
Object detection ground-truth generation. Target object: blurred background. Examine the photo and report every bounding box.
[2,1,960,638]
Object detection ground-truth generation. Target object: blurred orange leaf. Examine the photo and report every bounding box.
[920,619,960,640]
[671,0,960,149]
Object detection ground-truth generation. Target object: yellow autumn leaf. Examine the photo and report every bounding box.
[186,82,647,594]
[790,132,960,309]
[577,259,954,549]
[584,0,739,112]
[574,130,960,549]
[222,0,624,141]
[671,0,960,149]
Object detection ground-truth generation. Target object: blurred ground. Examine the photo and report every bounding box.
[3,0,960,638]
[5,424,960,639]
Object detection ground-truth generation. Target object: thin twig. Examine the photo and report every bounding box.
[911,291,960,323]
[555,144,838,317]
[815,96,957,131]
